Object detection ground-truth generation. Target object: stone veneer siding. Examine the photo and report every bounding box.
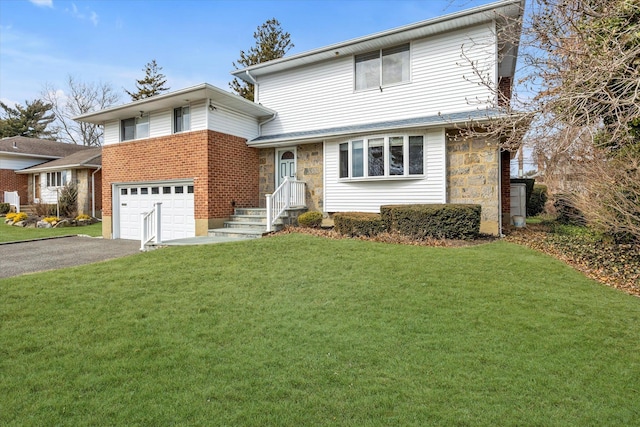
[75,169,102,217]
[446,131,501,235]
[0,169,28,203]
[258,144,324,212]
[102,129,258,238]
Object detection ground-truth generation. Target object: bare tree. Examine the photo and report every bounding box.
[461,0,640,239]
[43,76,120,146]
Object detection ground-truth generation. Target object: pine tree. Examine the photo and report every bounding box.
[125,59,170,101]
[0,99,56,139]
[230,18,294,101]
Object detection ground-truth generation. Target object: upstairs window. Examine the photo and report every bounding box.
[121,115,149,141]
[174,106,190,133]
[339,134,424,179]
[355,43,410,91]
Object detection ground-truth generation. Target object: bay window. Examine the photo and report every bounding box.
[339,134,424,179]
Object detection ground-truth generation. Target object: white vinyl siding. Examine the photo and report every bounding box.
[103,101,258,144]
[150,110,172,137]
[0,155,52,170]
[258,24,496,136]
[39,169,72,203]
[190,100,207,131]
[104,121,119,145]
[207,106,260,141]
[324,128,446,212]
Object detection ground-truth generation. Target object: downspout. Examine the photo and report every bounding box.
[258,112,277,137]
[244,70,259,104]
[92,166,101,218]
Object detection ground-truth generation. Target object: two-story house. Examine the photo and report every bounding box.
[76,0,524,241]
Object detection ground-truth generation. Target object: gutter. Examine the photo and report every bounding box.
[258,113,277,138]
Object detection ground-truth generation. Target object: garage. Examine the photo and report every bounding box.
[114,181,195,241]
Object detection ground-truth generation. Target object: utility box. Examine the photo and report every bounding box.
[510,183,527,225]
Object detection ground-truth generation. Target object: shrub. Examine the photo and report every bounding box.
[43,216,60,224]
[381,204,481,240]
[34,202,57,217]
[527,185,548,217]
[333,212,386,237]
[297,211,323,228]
[554,193,585,226]
[59,183,78,218]
[7,212,27,223]
[76,214,92,221]
[0,203,10,215]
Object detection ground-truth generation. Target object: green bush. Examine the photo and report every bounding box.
[381,204,481,240]
[527,184,548,217]
[297,211,323,228]
[333,212,386,237]
[0,203,10,215]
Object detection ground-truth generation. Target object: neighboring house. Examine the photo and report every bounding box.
[16,148,102,217]
[76,0,524,241]
[0,136,93,209]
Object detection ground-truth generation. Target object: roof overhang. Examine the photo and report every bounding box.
[232,0,525,82]
[74,83,277,125]
[15,162,101,174]
[0,151,63,160]
[247,109,513,147]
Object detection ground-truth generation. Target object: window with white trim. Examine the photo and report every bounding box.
[339,135,424,179]
[174,106,190,133]
[121,114,149,141]
[46,171,67,187]
[355,43,410,91]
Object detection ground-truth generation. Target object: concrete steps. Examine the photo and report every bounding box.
[208,207,306,239]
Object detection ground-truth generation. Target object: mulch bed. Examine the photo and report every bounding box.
[272,225,640,297]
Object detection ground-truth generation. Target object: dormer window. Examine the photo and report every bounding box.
[355,43,410,91]
[121,114,149,141]
[174,106,190,133]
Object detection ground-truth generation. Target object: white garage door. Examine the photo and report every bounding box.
[116,182,195,241]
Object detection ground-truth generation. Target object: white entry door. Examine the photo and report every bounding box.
[277,148,296,187]
[116,182,195,241]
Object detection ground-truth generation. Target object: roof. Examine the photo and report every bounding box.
[74,83,277,125]
[247,108,510,146]
[232,0,524,82]
[16,148,102,174]
[0,136,92,160]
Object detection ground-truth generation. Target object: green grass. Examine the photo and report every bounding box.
[1,234,639,426]
[0,221,102,242]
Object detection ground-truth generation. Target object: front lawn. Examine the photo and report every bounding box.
[1,234,639,425]
[0,221,102,243]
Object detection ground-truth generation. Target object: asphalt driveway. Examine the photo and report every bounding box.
[0,236,141,279]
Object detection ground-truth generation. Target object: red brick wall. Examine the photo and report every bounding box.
[501,150,511,217]
[208,131,259,217]
[0,169,28,203]
[102,130,258,220]
[498,76,512,107]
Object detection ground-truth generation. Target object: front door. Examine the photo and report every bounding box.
[277,148,296,187]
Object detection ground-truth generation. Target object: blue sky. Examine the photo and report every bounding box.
[0,0,498,108]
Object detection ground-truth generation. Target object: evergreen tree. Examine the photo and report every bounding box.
[230,18,294,101]
[125,59,170,101]
[0,99,56,139]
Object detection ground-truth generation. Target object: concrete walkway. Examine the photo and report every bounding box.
[0,236,140,279]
